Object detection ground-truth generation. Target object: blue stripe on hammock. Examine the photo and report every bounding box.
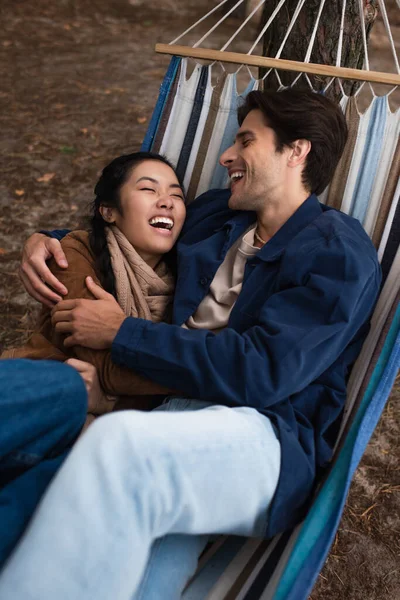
[349,96,387,224]
[176,65,209,181]
[273,305,400,600]
[141,56,181,152]
[210,77,256,190]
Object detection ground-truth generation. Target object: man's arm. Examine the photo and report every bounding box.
[20,231,71,307]
[111,239,381,410]
[47,237,178,398]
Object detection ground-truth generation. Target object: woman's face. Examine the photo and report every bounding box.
[102,160,186,268]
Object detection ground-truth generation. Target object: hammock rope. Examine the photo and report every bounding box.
[160,0,400,87]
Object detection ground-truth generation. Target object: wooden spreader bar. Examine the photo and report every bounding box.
[156,44,400,87]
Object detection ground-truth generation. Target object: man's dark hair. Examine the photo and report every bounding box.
[237,90,348,196]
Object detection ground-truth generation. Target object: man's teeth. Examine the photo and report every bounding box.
[230,172,244,183]
[149,217,174,230]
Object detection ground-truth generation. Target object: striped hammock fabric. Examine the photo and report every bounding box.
[142,56,400,600]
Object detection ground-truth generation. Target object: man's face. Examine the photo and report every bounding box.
[219,109,290,211]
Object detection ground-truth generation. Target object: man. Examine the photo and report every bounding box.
[0,90,381,599]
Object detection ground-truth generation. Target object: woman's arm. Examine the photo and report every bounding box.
[46,234,178,399]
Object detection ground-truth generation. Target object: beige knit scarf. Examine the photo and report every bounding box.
[105,225,175,323]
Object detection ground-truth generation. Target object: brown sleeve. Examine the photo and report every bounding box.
[47,234,178,398]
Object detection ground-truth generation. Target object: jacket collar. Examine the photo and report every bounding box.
[256,194,323,262]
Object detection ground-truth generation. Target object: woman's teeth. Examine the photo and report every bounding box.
[149,217,174,230]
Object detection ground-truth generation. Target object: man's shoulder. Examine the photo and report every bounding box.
[300,205,378,259]
[288,206,381,283]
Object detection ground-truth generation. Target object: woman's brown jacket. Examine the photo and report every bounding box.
[3,231,175,412]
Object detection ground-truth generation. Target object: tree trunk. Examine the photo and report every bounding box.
[260,0,378,97]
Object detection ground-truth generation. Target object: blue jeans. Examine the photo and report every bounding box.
[0,397,281,599]
[0,359,87,567]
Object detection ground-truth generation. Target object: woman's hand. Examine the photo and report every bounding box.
[66,358,116,415]
[20,233,69,307]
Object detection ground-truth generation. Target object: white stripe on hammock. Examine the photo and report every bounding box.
[364,106,400,236]
[340,98,374,215]
[160,60,202,167]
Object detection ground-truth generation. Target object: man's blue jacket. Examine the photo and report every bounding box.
[51,190,382,537]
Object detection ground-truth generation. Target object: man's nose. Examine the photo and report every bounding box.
[219,144,236,167]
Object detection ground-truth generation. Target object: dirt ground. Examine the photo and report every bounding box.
[0,1,399,598]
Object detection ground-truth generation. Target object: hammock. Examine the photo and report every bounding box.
[140,1,400,597]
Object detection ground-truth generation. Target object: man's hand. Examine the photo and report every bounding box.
[66,358,116,415]
[52,277,125,349]
[20,233,69,307]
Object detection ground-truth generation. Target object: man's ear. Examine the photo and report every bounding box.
[99,205,116,224]
[288,139,311,167]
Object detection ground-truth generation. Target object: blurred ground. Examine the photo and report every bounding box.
[0,1,399,598]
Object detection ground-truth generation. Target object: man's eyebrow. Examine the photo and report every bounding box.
[136,176,182,190]
[235,130,255,142]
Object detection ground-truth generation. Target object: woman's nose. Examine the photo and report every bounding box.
[157,194,174,209]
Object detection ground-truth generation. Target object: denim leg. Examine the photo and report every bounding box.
[0,359,87,483]
[0,402,281,600]
[0,359,87,567]
[133,534,209,600]
[133,400,212,600]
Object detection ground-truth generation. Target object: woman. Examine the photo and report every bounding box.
[1,153,213,591]
[3,151,187,421]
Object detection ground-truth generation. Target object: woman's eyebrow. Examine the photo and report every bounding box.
[136,176,158,184]
[136,176,182,191]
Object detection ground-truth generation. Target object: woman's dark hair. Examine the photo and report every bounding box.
[237,90,348,196]
[89,151,181,297]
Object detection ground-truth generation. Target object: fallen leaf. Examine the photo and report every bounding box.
[36,173,55,183]
[0,248,8,255]
[2,41,12,47]
[54,103,66,110]
[80,128,88,135]
[70,204,78,211]
[104,89,112,95]
[137,116,147,124]
[60,146,76,154]
[28,144,34,151]
[14,189,25,196]
[63,24,71,30]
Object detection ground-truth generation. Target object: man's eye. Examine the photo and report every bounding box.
[242,139,251,147]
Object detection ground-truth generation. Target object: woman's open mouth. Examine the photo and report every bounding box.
[148,216,174,236]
